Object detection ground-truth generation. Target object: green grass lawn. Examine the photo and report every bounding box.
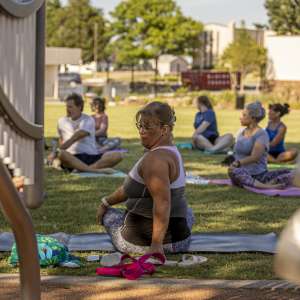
[1,104,300,279]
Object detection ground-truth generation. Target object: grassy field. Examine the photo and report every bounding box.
[0,103,300,279]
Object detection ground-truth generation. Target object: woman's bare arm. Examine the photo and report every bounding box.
[270,125,286,147]
[239,141,266,166]
[193,121,210,136]
[141,152,171,254]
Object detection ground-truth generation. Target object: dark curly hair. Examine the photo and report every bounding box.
[269,103,290,117]
[65,93,84,111]
[92,97,106,113]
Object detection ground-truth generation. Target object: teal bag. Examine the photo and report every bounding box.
[9,234,79,267]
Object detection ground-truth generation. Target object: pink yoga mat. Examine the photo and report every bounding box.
[244,186,300,197]
[209,179,300,197]
[209,179,232,185]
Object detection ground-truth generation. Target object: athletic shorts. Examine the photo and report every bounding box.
[269,151,284,159]
[62,153,103,172]
[207,134,219,144]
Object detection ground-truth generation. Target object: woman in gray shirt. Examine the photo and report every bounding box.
[96,102,193,255]
[228,101,293,189]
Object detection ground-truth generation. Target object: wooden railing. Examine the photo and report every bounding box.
[0,1,45,299]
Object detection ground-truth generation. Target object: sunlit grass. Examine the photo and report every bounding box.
[1,103,300,279]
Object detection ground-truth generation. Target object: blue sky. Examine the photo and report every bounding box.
[85,0,269,26]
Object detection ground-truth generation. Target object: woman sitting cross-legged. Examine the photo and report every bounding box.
[192,95,234,153]
[228,101,294,189]
[266,103,298,164]
[90,97,121,153]
[97,102,194,255]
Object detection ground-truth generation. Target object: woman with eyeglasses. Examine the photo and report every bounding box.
[266,103,298,163]
[90,97,121,153]
[97,101,194,256]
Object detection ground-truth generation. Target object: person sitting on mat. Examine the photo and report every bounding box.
[47,93,123,173]
[266,103,298,164]
[192,95,234,153]
[228,101,294,189]
[90,97,121,153]
[97,101,194,255]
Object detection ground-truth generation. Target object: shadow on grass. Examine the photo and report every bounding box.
[1,137,300,280]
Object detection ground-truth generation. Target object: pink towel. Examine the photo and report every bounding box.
[96,253,165,280]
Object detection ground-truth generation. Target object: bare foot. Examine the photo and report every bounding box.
[12,176,24,190]
[264,183,286,189]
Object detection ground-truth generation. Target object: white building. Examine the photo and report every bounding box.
[205,22,235,60]
[195,22,266,68]
[150,55,190,76]
[265,35,300,81]
[45,47,82,99]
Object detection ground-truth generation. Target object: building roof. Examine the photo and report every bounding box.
[158,55,188,64]
[46,47,81,65]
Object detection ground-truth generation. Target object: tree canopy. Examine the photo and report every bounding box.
[46,0,107,63]
[265,0,300,35]
[220,27,267,87]
[109,0,203,65]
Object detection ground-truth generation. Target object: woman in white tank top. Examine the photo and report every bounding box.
[97,102,194,255]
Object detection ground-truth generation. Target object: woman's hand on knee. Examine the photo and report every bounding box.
[147,243,165,257]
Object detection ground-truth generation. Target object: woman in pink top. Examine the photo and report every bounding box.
[91,97,121,152]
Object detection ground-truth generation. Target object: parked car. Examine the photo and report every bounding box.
[58,72,82,85]
[58,72,83,101]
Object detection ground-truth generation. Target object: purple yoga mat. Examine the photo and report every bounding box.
[244,186,300,197]
[209,179,300,197]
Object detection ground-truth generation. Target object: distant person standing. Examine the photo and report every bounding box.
[192,96,234,153]
[266,103,298,163]
[90,97,121,153]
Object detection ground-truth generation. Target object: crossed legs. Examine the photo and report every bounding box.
[58,150,123,173]
[192,133,234,153]
[268,149,298,163]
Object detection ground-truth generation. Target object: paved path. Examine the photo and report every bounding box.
[1,275,300,299]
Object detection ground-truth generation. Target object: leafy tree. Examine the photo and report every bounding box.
[265,0,300,34]
[220,27,267,91]
[109,0,203,92]
[46,0,107,63]
[46,0,64,46]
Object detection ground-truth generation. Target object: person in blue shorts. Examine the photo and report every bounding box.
[266,103,298,163]
[192,95,234,153]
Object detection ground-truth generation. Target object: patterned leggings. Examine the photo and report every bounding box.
[228,167,293,188]
[102,207,194,254]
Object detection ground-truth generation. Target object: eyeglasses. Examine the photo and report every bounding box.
[135,122,162,131]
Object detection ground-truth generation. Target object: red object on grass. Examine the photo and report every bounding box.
[96,253,165,280]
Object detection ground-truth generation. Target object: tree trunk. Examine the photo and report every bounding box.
[131,63,135,93]
[240,73,245,94]
[106,62,110,83]
[154,57,159,97]
[235,72,246,110]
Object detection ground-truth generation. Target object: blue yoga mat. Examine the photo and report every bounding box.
[0,232,277,254]
[72,171,127,178]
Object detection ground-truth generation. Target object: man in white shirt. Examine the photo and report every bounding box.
[49,93,122,172]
